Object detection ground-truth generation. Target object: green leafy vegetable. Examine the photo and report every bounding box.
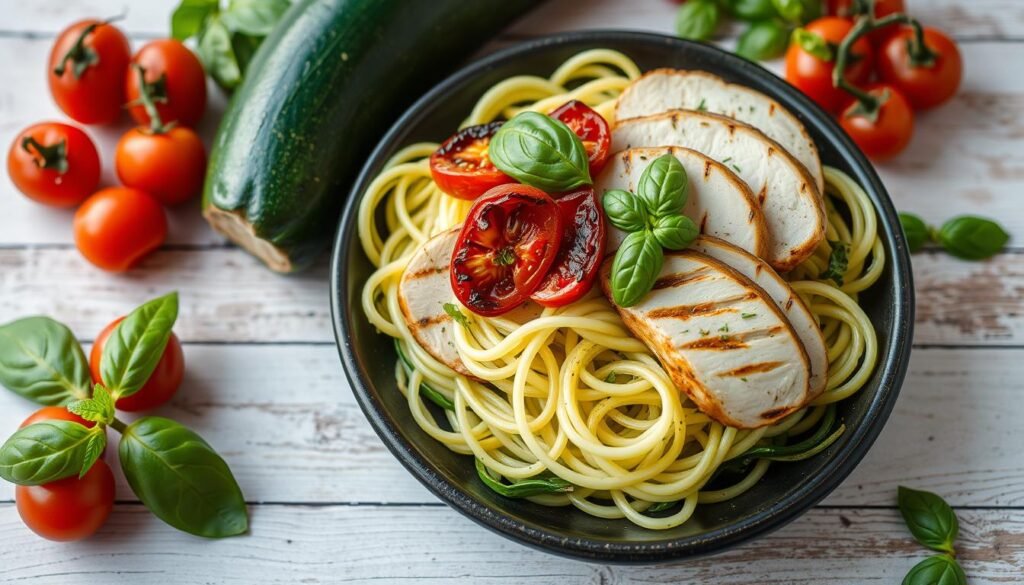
[489,111,592,193]
[637,154,688,218]
[475,458,572,498]
[652,214,699,251]
[900,212,930,253]
[67,383,116,426]
[898,486,959,554]
[737,20,791,61]
[937,215,1009,260]
[792,27,833,61]
[443,303,469,328]
[197,15,243,90]
[393,339,454,411]
[79,428,107,479]
[101,292,179,400]
[610,231,665,308]
[902,554,966,585]
[728,0,777,21]
[0,317,91,405]
[771,0,803,22]
[646,500,678,514]
[676,0,720,41]
[220,0,290,35]
[820,240,849,286]
[171,0,218,39]
[120,417,248,538]
[0,420,94,485]
[602,189,648,232]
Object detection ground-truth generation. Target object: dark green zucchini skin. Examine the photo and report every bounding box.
[203,0,542,272]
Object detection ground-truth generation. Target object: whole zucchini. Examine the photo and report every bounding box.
[203,0,541,272]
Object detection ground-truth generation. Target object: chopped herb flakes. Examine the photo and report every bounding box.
[697,98,707,111]
[443,303,469,328]
[741,312,757,319]
[718,323,729,332]
[699,328,710,336]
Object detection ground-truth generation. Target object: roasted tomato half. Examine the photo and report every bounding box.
[430,121,513,200]
[549,100,611,177]
[531,188,606,307]
[451,184,563,316]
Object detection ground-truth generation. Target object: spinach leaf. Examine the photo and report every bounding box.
[602,189,647,232]
[0,317,91,405]
[221,0,290,36]
[489,112,592,193]
[820,240,849,286]
[937,215,1009,260]
[902,554,966,585]
[0,420,94,485]
[652,214,699,250]
[676,0,720,41]
[610,231,665,307]
[120,417,248,538]
[899,212,931,253]
[475,459,572,498]
[737,20,791,61]
[171,0,218,40]
[898,486,959,554]
[637,153,688,218]
[101,292,179,400]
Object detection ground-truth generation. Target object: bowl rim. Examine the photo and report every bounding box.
[330,30,915,563]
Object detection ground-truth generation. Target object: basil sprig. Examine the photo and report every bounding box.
[0,317,91,405]
[897,486,966,584]
[602,154,698,307]
[0,420,99,485]
[899,212,1009,260]
[903,555,966,585]
[489,111,592,193]
[101,292,179,400]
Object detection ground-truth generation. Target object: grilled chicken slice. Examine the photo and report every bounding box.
[596,146,769,259]
[614,68,824,193]
[600,249,812,429]
[691,236,828,399]
[611,110,824,272]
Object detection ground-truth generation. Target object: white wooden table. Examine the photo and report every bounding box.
[1,0,1022,582]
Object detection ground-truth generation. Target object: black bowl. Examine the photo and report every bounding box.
[330,31,914,563]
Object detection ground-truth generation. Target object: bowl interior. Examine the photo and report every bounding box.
[331,32,913,562]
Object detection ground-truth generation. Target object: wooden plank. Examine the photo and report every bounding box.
[1,346,1020,506]
[0,505,1019,584]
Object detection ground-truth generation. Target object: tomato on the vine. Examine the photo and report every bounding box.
[451,184,563,316]
[90,317,184,412]
[115,126,207,205]
[125,40,207,128]
[786,17,874,114]
[827,0,905,44]
[530,188,606,307]
[6,122,100,207]
[73,187,167,272]
[877,26,962,110]
[840,84,915,161]
[549,100,611,178]
[430,122,514,200]
[48,19,131,124]
[19,406,95,429]
[16,459,115,542]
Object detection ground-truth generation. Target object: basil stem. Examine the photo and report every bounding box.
[902,554,966,585]
[0,420,94,485]
[394,339,454,411]
[488,111,591,193]
[937,215,1009,260]
[101,292,179,400]
[0,317,92,405]
[898,486,959,554]
[474,458,573,498]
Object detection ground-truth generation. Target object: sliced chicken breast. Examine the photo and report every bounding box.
[596,146,769,260]
[614,68,824,192]
[599,249,812,429]
[691,236,828,400]
[611,110,824,272]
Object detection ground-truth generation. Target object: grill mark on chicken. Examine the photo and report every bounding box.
[719,361,784,377]
[703,159,713,179]
[757,185,768,206]
[644,291,757,318]
[732,325,786,342]
[413,314,450,328]
[681,336,749,350]
[651,267,712,290]
[407,266,447,280]
[760,406,793,420]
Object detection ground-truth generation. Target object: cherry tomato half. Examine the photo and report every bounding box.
[877,26,962,110]
[7,122,100,207]
[20,406,95,429]
[125,40,207,128]
[115,126,207,205]
[840,84,915,162]
[786,17,874,114]
[430,122,514,200]
[451,184,563,316]
[549,100,611,178]
[90,317,185,412]
[73,187,167,272]
[48,19,131,124]
[827,0,905,44]
[530,188,606,307]
[16,459,115,542]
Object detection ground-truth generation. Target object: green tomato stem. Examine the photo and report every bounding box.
[110,417,128,434]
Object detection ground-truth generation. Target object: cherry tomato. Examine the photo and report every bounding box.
[7,122,100,207]
[20,406,95,429]
[827,0,905,44]
[430,122,514,200]
[840,84,914,162]
[90,317,185,412]
[451,184,563,316]
[549,100,611,178]
[48,19,131,124]
[786,17,874,114]
[877,26,962,110]
[530,188,606,307]
[73,187,167,272]
[16,459,114,541]
[115,126,207,205]
[125,40,207,128]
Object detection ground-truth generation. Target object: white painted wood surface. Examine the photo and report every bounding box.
[0,0,1021,583]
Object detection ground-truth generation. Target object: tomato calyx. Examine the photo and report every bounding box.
[53,16,123,79]
[793,28,836,62]
[21,136,68,173]
[844,86,891,123]
[128,64,174,134]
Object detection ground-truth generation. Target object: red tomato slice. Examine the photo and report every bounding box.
[530,188,606,307]
[549,100,611,177]
[429,122,514,200]
[451,184,563,316]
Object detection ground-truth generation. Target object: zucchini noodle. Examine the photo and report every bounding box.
[356,50,882,530]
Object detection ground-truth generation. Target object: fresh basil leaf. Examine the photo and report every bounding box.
[475,459,572,498]
[676,0,720,41]
[101,292,179,400]
[0,420,93,485]
[67,384,116,425]
[898,486,959,554]
[222,0,290,36]
[737,20,791,61]
[79,427,107,479]
[489,112,592,193]
[652,214,699,250]
[771,0,803,21]
[171,0,219,40]
[120,417,248,538]
[197,16,243,91]
[637,154,688,218]
[0,317,91,405]
[937,215,1009,260]
[602,189,647,232]
[728,0,777,21]
[820,240,849,286]
[902,554,966,585]
[611,231,664,307]
[899,212,931,253]
[230,32,263,75]
[792,27,833,61]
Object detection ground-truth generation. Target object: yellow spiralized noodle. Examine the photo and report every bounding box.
[356,50,883,530]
